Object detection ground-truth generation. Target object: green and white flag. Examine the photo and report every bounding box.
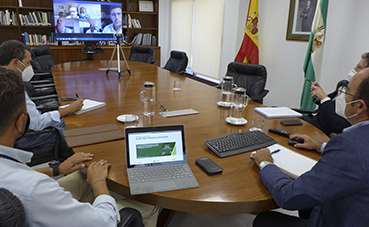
[300,0,329,110]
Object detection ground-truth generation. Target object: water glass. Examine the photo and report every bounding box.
[173,80,181,90]
[249,116,265,131]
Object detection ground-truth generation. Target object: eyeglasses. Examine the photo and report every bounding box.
[337,86,358,99]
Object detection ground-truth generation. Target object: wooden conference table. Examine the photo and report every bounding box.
[52,61,328,215]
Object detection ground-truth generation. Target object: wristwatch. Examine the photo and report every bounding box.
[49,160,60,176]
[258,160,272,169]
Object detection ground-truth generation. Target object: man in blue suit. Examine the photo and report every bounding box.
[252,68,369,227]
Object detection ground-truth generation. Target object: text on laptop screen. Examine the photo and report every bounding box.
[127,130,185,166]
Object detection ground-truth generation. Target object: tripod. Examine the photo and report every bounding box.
[106,34,131,78]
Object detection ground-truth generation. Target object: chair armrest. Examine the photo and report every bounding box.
[118,208,144,227]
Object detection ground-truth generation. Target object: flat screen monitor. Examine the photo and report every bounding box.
[53,0,123,41]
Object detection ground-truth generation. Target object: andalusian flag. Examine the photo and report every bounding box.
[300,0,329,110]
[235,0,259,64]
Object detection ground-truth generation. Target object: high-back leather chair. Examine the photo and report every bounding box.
[0,188,26,227]
[163,50,188,75]
[225,62,269,104]
[128,46,155,64]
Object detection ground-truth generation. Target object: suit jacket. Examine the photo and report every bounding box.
[259,121,369,227]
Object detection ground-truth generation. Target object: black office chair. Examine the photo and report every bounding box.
[163,50,188,75]
[223,62,269,104]
[128,46,155,64]
[118,208,144,227]
[0,188,26,227]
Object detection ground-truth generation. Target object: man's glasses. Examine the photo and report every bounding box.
[337,86,358,99]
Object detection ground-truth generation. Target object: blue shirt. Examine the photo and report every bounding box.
[0,144,120,227]
[25,92,60,131]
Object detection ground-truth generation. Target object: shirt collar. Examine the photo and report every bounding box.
[0,144,33,163]
[342,120,369,133]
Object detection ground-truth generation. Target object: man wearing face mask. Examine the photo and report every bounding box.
[252,68,369,227]
[0,40,83,157]
[306,52,369,136]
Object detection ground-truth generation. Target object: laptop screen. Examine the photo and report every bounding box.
[125,125,187,168]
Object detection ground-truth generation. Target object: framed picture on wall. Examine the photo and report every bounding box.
[286,0,317,41]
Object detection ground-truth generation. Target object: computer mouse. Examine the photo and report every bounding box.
[288,138,305,146]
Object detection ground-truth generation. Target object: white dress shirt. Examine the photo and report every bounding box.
[102,23,122,34]
[25,92,61,131]
[0,144,120,227]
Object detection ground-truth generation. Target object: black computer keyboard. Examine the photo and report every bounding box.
[205,131,277,158]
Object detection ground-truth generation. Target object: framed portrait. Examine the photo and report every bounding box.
[286,0,317,41]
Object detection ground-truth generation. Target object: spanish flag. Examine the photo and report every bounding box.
[235,0,259,64]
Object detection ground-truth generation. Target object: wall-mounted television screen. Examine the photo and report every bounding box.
[53,0,123,41]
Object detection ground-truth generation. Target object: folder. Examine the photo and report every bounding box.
[62,124,124,148]
[254,107,302,118]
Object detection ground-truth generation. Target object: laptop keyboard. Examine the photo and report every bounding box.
[205,131,277,157]
[128,163,193,183]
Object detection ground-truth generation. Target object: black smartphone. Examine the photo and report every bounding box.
[61,97,78,101]
[195,157,223,176]
[280,120,303,126]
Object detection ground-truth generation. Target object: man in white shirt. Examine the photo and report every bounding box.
[102,6,123,34]
[66,6,78,19]
[56,17,72,33]
[0,53,159,227]
[0,40,82,158]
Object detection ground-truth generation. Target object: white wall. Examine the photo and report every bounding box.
[160,0,369,107]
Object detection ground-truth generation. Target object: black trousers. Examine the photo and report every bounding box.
[253,211,308,227]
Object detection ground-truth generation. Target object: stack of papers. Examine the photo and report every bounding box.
[254,107,302,118]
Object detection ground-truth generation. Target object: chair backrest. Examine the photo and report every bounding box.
[0,188,26,227]
[30,46,56,72]
[128,46,155,64]
[163,50,188,75]
[226,62,268,103]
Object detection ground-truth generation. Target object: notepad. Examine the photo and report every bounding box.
[254,107,302,118]
[265,144,317,179]
[60,99,106,115]
[75,99,106,115]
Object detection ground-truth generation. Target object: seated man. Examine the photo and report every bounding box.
[0,40,82,158]
[305,52,369,136]
[0,68,158,226]
[252,68,369,227]
[55,17,72,33]
[102,6,122,34]
[66,6,78,19]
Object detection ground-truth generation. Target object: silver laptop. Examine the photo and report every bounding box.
[125,125,199,195]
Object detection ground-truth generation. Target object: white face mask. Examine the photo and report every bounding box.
[347,68,357,81]
[336,94,360,120]
[16,60,34,82]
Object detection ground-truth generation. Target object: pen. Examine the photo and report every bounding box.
[305,78,320,87]
[76,93,79,99]
[250,149,280,159]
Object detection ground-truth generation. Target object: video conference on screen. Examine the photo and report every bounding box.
[53,0,122,40]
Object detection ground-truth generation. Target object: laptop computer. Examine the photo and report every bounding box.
[125,125,199,195]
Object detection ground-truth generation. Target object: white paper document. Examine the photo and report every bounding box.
[254,107,303,118]
[60,99,106,115]
[267,144,317,179]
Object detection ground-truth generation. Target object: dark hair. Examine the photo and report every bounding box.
[0,68,25,137]
[361,52,369,68]
[356,75,369,115]
[109,5,121,15]
[0,40,31,66]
